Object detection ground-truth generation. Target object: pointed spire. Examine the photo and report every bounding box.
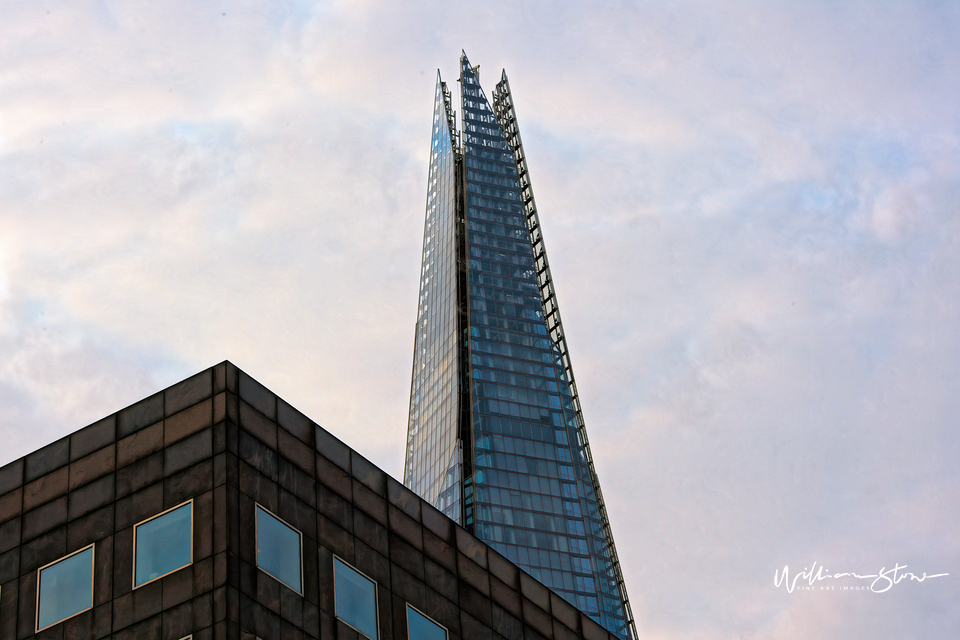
[460,52,483,84]
[409,53,638,640]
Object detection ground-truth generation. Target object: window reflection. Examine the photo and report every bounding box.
[334,557,378,639]
[134,501,192,587]
[37,544,94,631]
[255,505,302,594]
[407,605,447,640]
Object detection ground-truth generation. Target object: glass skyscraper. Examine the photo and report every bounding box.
[404,54,637,640]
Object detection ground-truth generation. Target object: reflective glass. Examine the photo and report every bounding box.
[403,73,464,524]
[255,505,302,593]
[461,54,628,638]
[334,557,378,639]
[134,501,192,587]
[406,53,632,640]
[407,605,446,640]
[458,54,624,629]
[37,545,94,630]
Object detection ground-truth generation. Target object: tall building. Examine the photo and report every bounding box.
[0,361,625,640]
[404,54,636,640]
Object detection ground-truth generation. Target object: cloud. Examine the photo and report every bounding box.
[3,1,960,638]
[0,288,173,461]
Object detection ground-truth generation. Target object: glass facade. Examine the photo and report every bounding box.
[255,504,303,593]
[134,500,193,587]
[37,544,94,631]
[334,557,379,639]
[404,74,465,523]
[404,54,633,639]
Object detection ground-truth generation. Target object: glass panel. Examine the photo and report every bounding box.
[407,605,447,640]
[454,54,630,638]
[255,505,302,593]
[37,545,94,630]
[403,74,464,525]
[334,557,378,639]
[134,501,192,587]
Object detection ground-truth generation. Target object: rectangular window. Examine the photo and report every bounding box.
[37,544,94,631]
[134,500,193,587]
[255,504,302,593]
[407,604,447,640]
[334,556,378,639]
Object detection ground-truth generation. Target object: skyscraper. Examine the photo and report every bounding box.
[404,53,637,640]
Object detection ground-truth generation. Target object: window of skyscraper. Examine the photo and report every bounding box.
[407,604,447,640]
[134,500,193,587]
[36,544,94,631]
[334,556,378,639]
[255,504,302,593]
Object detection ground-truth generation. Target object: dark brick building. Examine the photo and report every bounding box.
[0,362,623,640]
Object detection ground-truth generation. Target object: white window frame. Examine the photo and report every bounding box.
[255,503,304,594]
[132,499,194,589]
[333,555,379,640]
[36,543,95,632]
[406,603,448,640]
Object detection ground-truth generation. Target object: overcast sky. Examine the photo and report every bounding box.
[2,1,958,638]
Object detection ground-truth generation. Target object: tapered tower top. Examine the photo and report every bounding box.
[404,55,638,639]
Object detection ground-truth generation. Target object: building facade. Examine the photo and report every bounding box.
[0,362,623,640]
[404,54,635,640]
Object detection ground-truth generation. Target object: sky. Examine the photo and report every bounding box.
[2,0,959,638]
